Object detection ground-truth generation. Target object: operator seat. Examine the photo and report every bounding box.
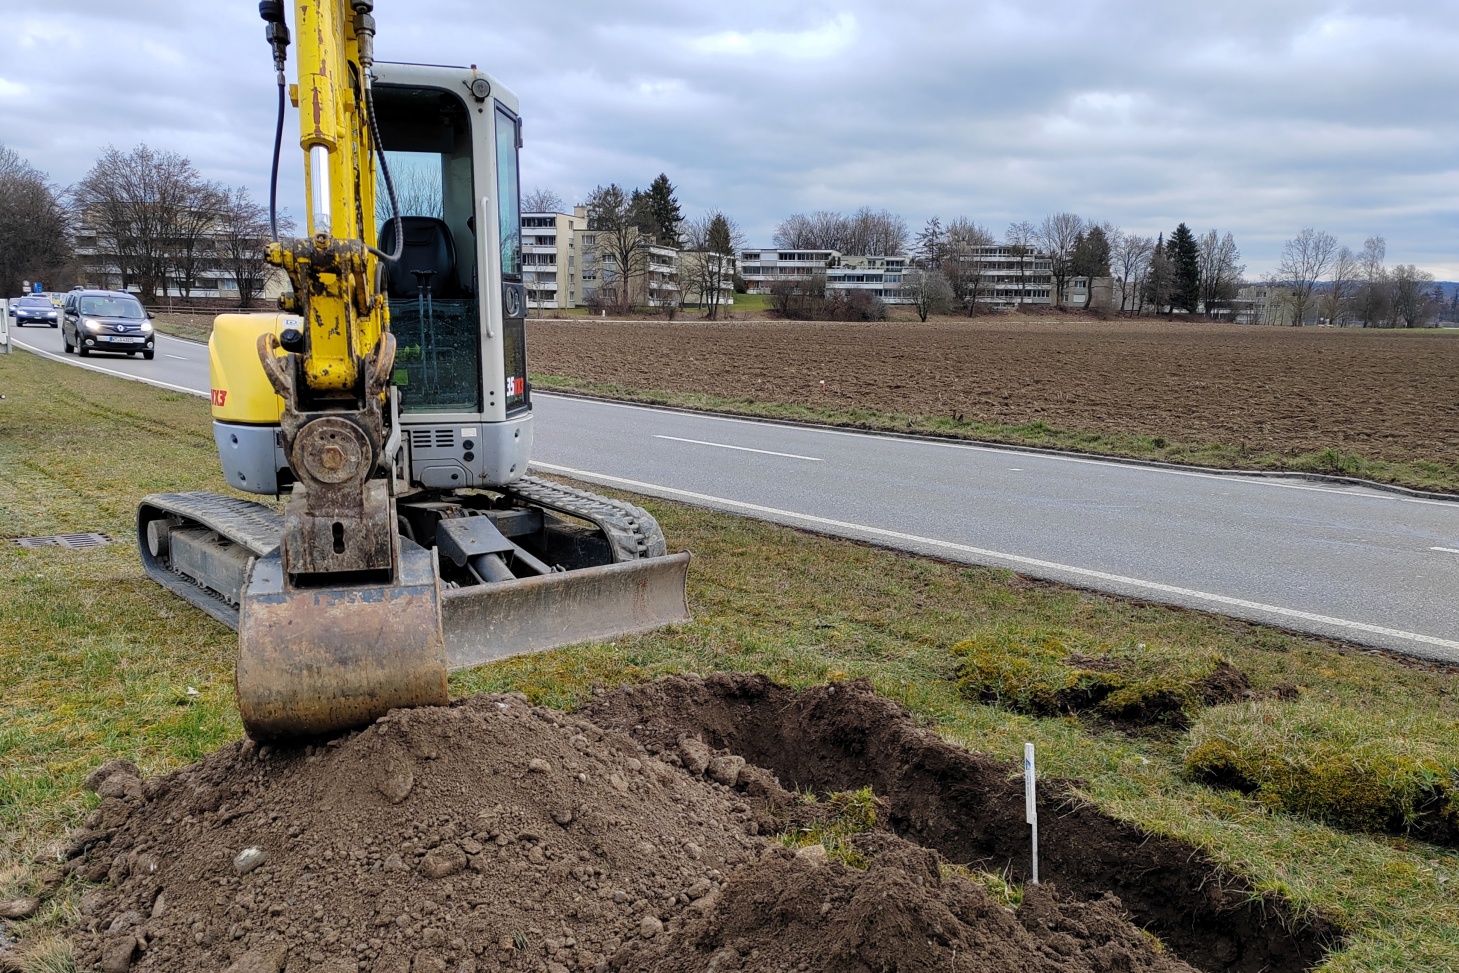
[379,217,460,298]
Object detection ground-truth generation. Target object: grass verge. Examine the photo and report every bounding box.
[951,625,1250,727]
[3,349,1459,970]
[1185,697,1459,845]
[529,374,1459,494]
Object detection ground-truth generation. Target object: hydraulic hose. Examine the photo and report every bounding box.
[365,80,403,263]
[268,79,285,242]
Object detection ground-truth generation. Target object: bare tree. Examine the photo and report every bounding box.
[681,210,744,320]
[216,186,286,308]
[73,145,222,303]
[170,180,227,298]
[1353,236,1390,327]
[585,183,649,313]
[1004,220,1037,306]
[374,158,442,224]
[1039,212,1085,307]
[1110,230,1152,315]
[1324,245,1358,327]
[521,187,566,215]
[1392,264,1438,328]
[0,143,71,295]
[1195,229,1244,318]
[913,216,944,268]
[1143,237,1175,315]
[773,208,907,256]
[941,217,994,315]
[1275,227,1337,327]
[903,268,954,321]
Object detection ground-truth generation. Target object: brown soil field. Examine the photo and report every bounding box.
[527,317,1459,472]
[57,678,1335,973]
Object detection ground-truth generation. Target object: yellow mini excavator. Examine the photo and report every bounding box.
[137,0,689,740]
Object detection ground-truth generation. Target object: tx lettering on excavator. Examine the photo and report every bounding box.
[136,0,690,741]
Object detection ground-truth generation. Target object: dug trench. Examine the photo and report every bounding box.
[583,675,1340,973]
[56,676,1338,973]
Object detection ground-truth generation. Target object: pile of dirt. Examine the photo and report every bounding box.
[57,679,1326,973]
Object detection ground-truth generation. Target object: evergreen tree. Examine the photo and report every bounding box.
[706,213,733,255]
[644,173,683,245]
[1071,226,1112,308]
[1166,223,1201,313]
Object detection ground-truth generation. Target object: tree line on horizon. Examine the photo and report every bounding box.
[0,142,281,305]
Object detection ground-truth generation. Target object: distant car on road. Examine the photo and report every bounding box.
[61,290,156,359]
[9,294,59,327]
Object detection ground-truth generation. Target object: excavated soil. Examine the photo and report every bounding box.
[583,676,1339,973]
[62,679,1335,973]
[527,317,1459,466]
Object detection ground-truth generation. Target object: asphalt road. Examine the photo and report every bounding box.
[15,325,1459,662]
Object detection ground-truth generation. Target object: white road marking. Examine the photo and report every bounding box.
[539,393,1456,508]
[165,354,189,360]
[532,461,1459,653]
[653,435,821,462]
[1009,468,1023,471]
[1432,547,1459,555]
[12,339,207,399]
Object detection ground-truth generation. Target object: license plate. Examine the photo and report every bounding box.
[104,336,142,343]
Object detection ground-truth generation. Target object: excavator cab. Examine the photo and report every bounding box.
[138,49,689,741]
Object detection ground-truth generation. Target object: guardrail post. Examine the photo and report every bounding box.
[0,299,11,355]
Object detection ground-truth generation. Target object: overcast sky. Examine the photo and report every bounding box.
[3,1,1455,276]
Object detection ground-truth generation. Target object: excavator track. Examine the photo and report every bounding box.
[137,492,282,630]
[502,474,668,563]
[138,478,672,635]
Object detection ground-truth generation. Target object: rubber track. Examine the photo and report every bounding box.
[137,492,283,631]
[504,475,668,562]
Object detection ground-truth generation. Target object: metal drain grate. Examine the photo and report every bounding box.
[15,533,112,550]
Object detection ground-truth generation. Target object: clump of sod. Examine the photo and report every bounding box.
[1184,697,1459,845]
[951,626,1250,727]
[776,787,882,867]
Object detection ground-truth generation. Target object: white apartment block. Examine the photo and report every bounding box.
[521,211,583,310]
[947,245,1055,305]
[71,224,287,301]
[739,249,913,303]
[825,255,908,303]
[679,250,737,310]
[738,249,838,293]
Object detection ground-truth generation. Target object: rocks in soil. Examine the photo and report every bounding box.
[0,899,38,921]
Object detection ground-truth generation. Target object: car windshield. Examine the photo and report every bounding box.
[79,296,146,319]
[19,296,50,307]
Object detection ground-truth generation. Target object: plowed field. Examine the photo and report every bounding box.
[527,317,1459,471]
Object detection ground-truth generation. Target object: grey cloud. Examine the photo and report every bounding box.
[1,0,1453,275]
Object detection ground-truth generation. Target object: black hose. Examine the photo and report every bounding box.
[269,80,285,241]
[365,81,402,262]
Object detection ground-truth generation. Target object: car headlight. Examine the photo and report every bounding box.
[140,321,153,333]
[83,318,103,331]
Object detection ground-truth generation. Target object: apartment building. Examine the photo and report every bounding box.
[521,210,582,311]
[945,245,1055,305]
[738,249,839,293]
[679,250,737,310]
[71,223,286,302]
[825,255,908,303]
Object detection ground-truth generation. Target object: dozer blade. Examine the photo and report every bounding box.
[441,552,691,671]
[236,544,451,741]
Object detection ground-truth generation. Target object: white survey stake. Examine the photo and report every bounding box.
[1025,742,1039,885]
